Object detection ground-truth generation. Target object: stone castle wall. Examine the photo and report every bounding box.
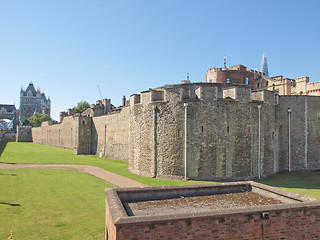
[30,83,320,181]
[32,108,130,159]
[91,107,130,160]
[129,84,280,180]
[278,95,320,172]
[16,126,32,142]
[32,116,81,152]
[0,131,16,142]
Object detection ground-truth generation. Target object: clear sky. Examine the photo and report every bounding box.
[1,0,319,121]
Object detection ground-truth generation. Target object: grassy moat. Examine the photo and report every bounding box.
[1,142,319,239]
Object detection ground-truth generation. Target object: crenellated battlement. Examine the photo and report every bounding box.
[31,79,320,182]
[16,125,32,142]
[131,83,277,106]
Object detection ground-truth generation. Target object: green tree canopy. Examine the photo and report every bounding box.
[73,101,90,113]
[28,112,52,127]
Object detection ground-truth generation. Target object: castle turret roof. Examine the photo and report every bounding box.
[24,83,37,96]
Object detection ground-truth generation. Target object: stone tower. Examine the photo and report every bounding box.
[19,82,51,124]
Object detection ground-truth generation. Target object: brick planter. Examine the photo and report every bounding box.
[105,182,320,239]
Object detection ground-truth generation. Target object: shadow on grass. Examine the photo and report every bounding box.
[0,202,21,207]
[258,171,320,190]
[0,142,7,156]
[0,173,17,176]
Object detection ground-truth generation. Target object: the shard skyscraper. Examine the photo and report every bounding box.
[261,52,269,77]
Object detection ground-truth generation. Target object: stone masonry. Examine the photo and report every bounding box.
[31,80,320,181]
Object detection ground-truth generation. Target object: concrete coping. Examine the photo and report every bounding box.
[105,181,320,226]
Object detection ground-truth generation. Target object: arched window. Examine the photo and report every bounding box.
[245,77,249,85]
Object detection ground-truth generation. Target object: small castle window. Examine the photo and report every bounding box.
[200,125,204,134]
[272,84,275,90]
[257,82,260,88]
[176,129,181,138]
[246,77,250,85]
[248,126,251,134]
[227,126,230,133]
[226,78,230,84]
[271,131,275,139]
[82,120,86,125]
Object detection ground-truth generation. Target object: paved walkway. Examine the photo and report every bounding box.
[0,163,148,188]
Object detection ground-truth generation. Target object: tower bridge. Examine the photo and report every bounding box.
[0,104,19,131]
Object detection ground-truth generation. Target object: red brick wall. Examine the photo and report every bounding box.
[105,196,117,240]
[215,70,254,86]
[111,206,320,240]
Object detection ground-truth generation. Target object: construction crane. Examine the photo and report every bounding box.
[97,84,103,99]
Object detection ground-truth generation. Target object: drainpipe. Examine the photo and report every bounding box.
[89,120,92,154]
[257,105,261,179]
[184,103,188,180]
[103,125,106,157]
[77,117,81,154]
[152,105,157,178]
[288,108,291,172]
[304,98,308,169]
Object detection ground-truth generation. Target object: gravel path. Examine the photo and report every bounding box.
[0,163,148,188]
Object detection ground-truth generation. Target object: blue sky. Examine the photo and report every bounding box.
[1,0,319,120]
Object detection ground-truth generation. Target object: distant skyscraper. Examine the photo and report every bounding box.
[261,52,269,77]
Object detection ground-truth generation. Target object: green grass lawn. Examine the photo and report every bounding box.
[1,143,320,199]
[0,142,211,186]
[0,168,116,240]
[0,142,319,240]
[258,171,320,200]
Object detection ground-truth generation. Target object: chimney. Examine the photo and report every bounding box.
[122,95,126,107]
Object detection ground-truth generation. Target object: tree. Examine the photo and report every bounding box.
[28,112,52,127]
[22,119,30,126]
[73,101,90,114]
